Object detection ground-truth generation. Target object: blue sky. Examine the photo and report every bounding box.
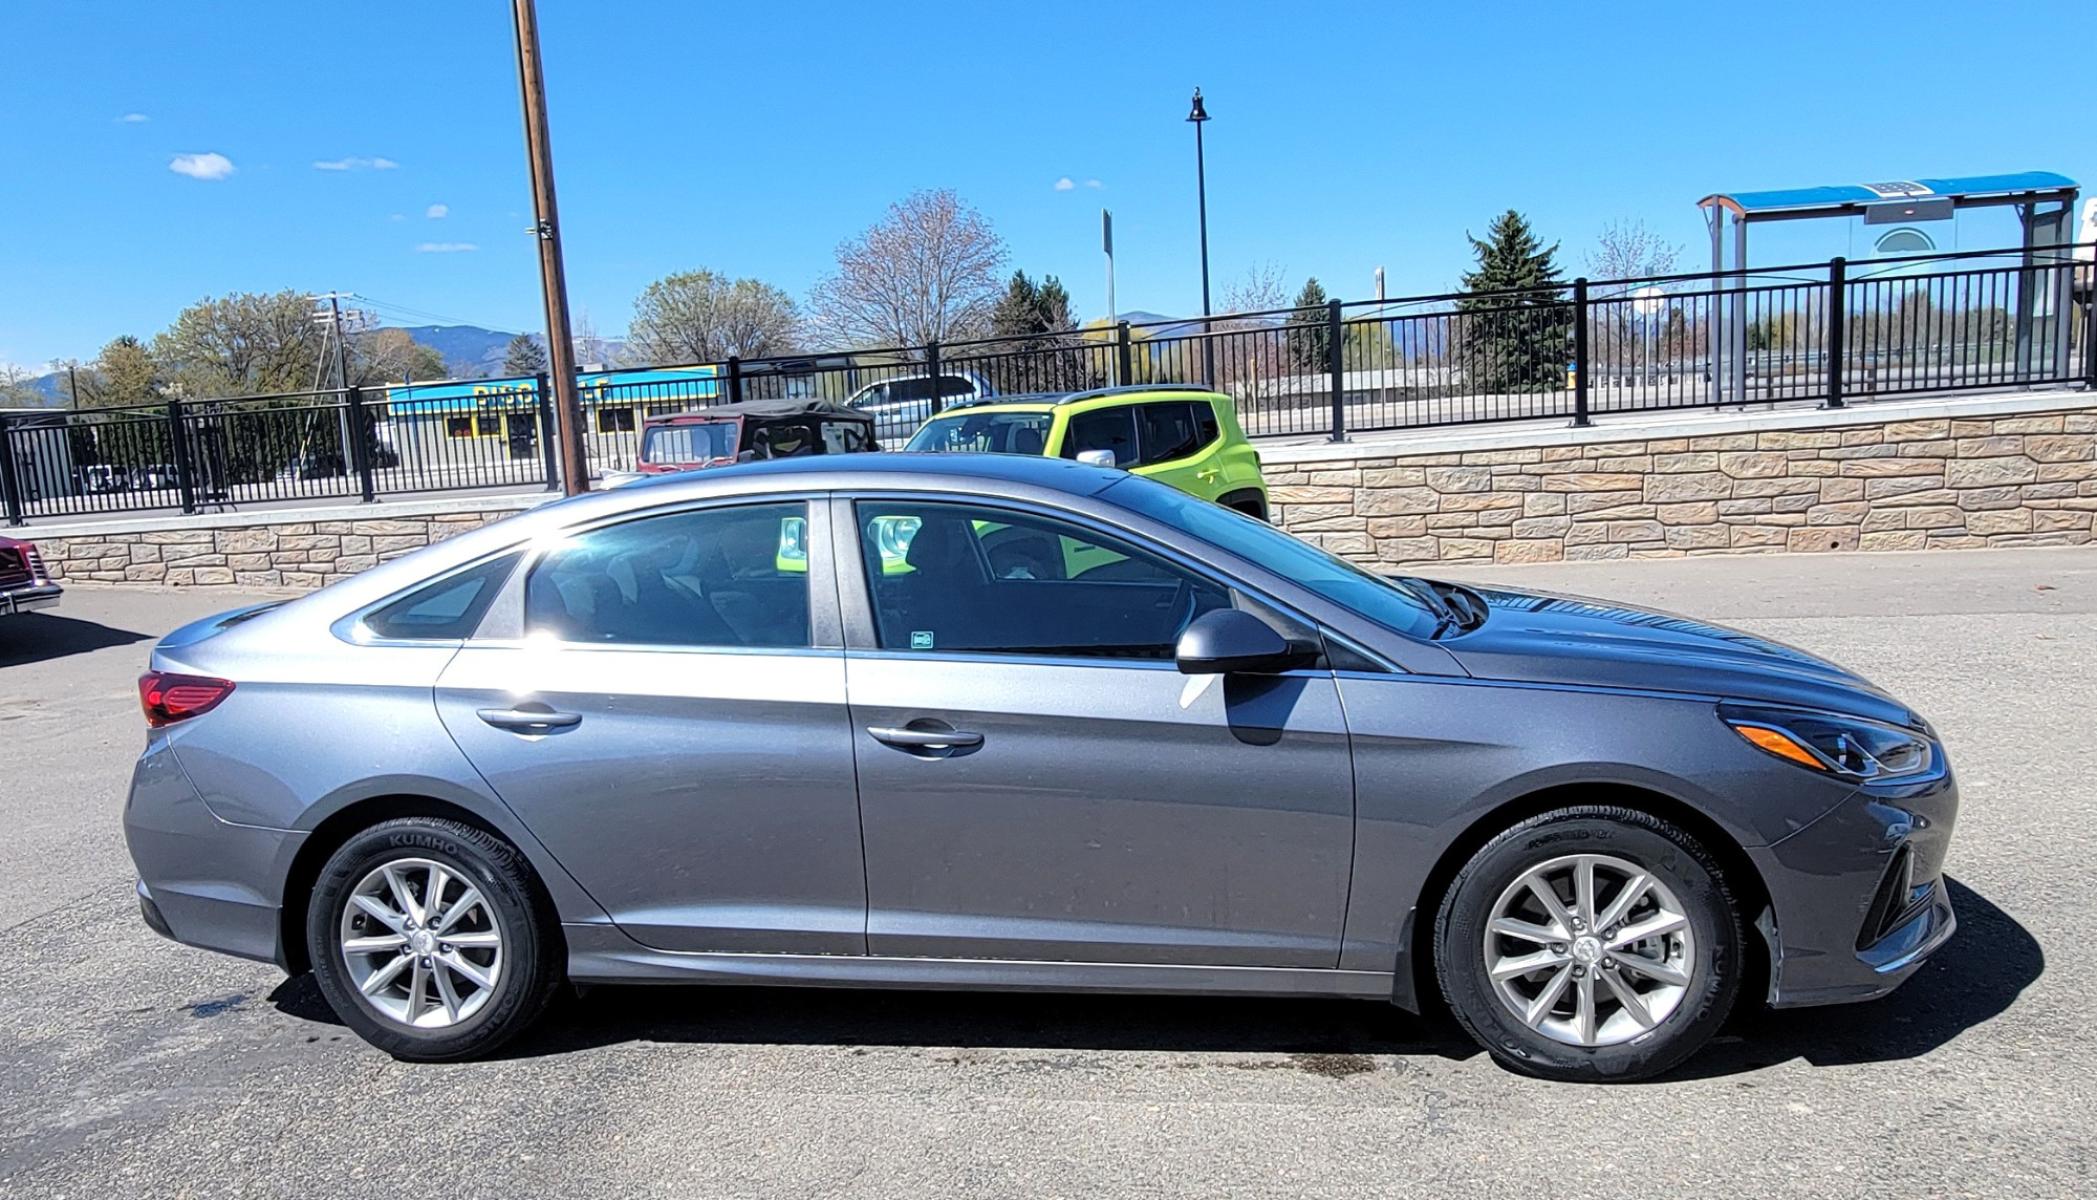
[3,0,2091,370]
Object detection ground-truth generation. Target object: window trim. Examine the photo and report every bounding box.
[473,494,841,651]
[828,492,1322,669]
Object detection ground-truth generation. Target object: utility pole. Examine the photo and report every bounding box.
[67,365,80,411]
[311,292,360,466]
[511,0,588,496]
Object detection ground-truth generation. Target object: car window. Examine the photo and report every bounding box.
[905,411,1053,455]
[1134,401,1219,466]
[525,503,810,648]
[1062,406,1138,467]
[365,552,520,640]
[641,422,738,465]
[854,500,1228,660]
[1105,474,1440,640]
[820,422,874,453]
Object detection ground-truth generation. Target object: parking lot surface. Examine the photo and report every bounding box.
[3,549,2094,1198]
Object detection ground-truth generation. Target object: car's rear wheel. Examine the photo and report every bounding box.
[306,816,561,1061]
[1433,805,1743,1082]
[1218,489,1269,522]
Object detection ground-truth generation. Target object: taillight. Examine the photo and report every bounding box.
[138,671,236,727]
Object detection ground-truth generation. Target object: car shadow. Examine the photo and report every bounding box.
[0,612,151,667]
[267,877,2038,1079]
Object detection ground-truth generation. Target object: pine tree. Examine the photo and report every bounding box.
[989,270,1047,339]
[1287,277,1331,371]
[1457,210,1570,392]
[502,334,548,378]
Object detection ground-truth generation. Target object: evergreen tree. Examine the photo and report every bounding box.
[502,333,549,378]
[1287,277,1331,371]
[1457,210,1570,392]
[987,270,1090,388]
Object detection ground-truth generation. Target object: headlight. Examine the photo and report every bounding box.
[1720,703,1936,781]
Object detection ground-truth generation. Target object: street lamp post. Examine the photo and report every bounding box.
[1188,87,1214,387]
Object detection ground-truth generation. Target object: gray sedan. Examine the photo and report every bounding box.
[124,454,1958,1081]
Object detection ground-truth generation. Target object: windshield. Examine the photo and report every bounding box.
[906,411,1054,455]
[1106,475,1441,640]
[641,421,739,465]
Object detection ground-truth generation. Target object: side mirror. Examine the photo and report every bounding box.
[1174,609,1307,675]
[1075,449,1119,469]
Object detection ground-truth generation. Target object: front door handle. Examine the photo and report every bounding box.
[477,706,582,733]
[867,724,984,753]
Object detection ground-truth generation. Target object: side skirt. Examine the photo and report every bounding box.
[565,924,1392,999]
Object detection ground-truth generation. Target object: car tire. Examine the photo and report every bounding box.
[1219,490,1269,522]
[1432,805,1743,1082]
[306,816,562,1061]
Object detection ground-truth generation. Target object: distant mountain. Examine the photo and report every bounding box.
[388,325,630,379]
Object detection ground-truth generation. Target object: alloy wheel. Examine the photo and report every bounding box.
[337,857,505,1029]
[1483,852,1696,1047]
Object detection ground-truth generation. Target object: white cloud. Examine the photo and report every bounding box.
[1085,178,1103,189]
[169,152,235,181]
[415,242,478,254]
[313,155,399,171]
[117,112,149,124]
[1053,177,1075,191]
[425,203,448,219]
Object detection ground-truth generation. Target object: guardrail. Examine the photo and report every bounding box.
[4,243,2090,525]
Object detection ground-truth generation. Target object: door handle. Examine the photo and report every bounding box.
[867,725,984,752]
[477,706,582,733]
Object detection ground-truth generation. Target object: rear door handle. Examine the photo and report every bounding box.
[867,725,984,752]
[477,706,581,733]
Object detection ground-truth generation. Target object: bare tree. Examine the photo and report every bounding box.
[628,269,801,364]
[1220,260,1289,317]
[809,189,1007,348]
[1586,220,1681,282]
[571,311,615,370]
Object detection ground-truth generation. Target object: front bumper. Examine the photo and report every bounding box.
[1752,763,1960,1007]
[0,582,62,615]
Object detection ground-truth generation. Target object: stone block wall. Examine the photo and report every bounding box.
[35,511,514,589]
[1268,406,2097,566]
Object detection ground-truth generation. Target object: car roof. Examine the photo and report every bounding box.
[947,384,1223,413]
[619,449,1124,497]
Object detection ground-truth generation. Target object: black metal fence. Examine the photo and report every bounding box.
[4,243,2091,526]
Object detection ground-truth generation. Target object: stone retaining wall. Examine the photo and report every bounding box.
[1268,406,2097,566]
[35,510,517,588]
[24,397,2097,589]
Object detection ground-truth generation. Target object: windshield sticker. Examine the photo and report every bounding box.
[911,630,935,650]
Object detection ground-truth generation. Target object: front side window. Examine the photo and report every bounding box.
[525,503,810,648]
[1062,406,1138,467]
[854,499,1227,660]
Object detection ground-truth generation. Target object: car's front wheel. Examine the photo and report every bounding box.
[1433,805,1744,1082]
[306,816,562,1061]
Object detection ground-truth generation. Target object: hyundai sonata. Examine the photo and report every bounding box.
[125,454,1956,1081]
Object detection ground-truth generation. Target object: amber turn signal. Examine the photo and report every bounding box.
[1730,723,1828,771]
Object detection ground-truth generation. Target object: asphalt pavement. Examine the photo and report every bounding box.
[3,549,2094,1198]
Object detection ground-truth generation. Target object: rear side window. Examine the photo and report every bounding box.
[1062,406,1138,467]
[1134,401,1219,466]
[364,553,521,641]
[524,503,810,648]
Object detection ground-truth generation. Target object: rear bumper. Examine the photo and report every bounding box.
[1754,764,1960,1008]
[0,582,62,615]
[123,736,302,967]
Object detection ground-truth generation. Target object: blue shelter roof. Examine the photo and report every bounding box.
[1700,171,2077,217]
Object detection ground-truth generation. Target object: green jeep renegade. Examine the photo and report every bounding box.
[901,385,1270,520]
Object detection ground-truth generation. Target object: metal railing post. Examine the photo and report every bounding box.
[727,355,744,406]
[1570,277,1592,427]
[1824,257,1847,409]
[345,385,377,502]
[0,416,24,526]
[1116,321,1133,387]
[2085,260,2097,389]
[1327,299,1346,442]
[534,373,560,492]
[166,398,198,514]
[925,341,943,416]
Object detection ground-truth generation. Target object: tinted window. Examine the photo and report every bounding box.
[365,553,520,640]
[1105,475,1439,640]
[525,503,810,647]
[1062,407,1138,467]
[1135,401,1218,465]
[854,500,1227,660]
